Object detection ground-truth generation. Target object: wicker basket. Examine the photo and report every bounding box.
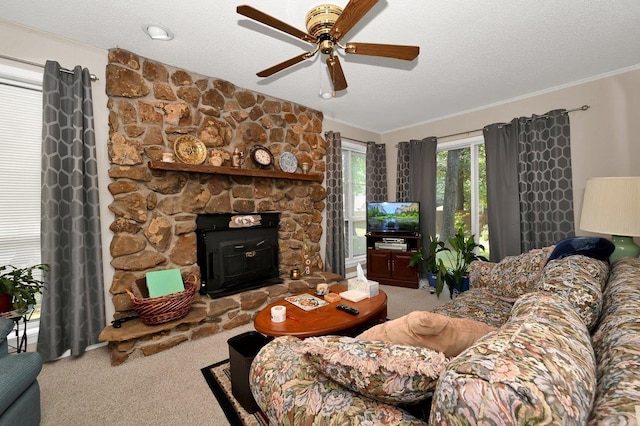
[126,274,198,325]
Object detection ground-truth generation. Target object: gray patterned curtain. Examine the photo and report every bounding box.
[396,138,438,246]
[484,121,521,261]
[324,131,345,277]
[365,142,387,202]
[38,61,105,361]
[484,109,574,260]
[396,142,411,201]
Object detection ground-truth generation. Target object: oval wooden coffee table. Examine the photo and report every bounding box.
[254,284,387,338]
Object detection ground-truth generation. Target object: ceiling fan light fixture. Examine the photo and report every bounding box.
[305,5,342,39]
[142,24,174,41]
[320,91,334,100]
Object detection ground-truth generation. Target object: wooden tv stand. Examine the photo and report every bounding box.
[365,233,420,289]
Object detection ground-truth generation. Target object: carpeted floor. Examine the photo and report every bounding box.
[37,284,446,425]
[201,359,269,426]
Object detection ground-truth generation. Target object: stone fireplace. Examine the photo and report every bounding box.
[100,48,337,364]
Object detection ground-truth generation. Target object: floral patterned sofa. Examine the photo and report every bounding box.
[249,246,640,425]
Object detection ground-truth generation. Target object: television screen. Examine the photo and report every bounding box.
[366,202,420,234]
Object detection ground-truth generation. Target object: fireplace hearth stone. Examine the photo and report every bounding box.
[99,271,343,365]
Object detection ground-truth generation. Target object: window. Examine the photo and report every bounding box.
[436,136,489,258]
[341,141,367,267]
[0,65,44,331]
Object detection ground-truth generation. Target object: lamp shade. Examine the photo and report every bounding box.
[581,176,640,263]
[580,177,640,236]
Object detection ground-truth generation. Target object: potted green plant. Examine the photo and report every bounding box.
[0,264,48,313]
[410,234,450,295]
[444,228,488,298]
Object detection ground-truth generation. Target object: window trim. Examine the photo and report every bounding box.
[0,64,43,89]
[436,135,485,241]
[342,140,367,268]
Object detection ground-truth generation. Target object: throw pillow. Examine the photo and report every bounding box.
[546,236,615,264]
[300,335,448,404]
[357,311,497,358]
[467,260,497,289]
[486,246,555,298]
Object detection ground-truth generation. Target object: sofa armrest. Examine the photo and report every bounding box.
[0,319,13,339]
[431,292,596,425]
[0,351,43,415]
[534,255,609,330]
[250,336,428,425]
[0,318,15,357]
[589,258,640,424]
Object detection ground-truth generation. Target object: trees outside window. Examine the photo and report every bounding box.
[436,137,489,259]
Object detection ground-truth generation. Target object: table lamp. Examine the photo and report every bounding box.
[580,176,640,263]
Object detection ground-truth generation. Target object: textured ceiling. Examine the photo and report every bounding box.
[2,1,640,133]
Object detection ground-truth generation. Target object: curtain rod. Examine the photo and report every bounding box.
[0,54,98,82]
[338,105,590,147]
[434,104,590,141]
[341,136,367,144]
[324,132,368,144]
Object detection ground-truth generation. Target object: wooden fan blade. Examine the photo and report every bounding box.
[326,55,348,92]
[237,5,316,43]
[329,0,378,41]
[345,42,420,60]
[257,53,312,77]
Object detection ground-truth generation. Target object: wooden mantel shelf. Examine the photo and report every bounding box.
[148,160,324,183]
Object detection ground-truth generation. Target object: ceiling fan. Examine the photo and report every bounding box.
[237,0,420,93]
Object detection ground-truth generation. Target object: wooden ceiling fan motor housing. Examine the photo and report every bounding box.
[306,4,343,54]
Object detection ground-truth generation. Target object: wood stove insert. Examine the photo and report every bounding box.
[196,213,282,298]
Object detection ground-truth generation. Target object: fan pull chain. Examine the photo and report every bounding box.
[331,58,336,98]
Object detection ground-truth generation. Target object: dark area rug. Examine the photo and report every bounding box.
[201,359,269,426]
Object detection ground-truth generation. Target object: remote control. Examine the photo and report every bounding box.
[111,315,137,328]
[336,304,359,315]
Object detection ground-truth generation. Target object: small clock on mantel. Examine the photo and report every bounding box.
[250,145,274,168]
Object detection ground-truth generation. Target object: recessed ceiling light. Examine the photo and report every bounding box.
[142,24,174,41]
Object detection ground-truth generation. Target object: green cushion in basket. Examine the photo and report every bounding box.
[145,269,184,298]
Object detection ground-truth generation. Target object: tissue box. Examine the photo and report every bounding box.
[348,278,379,298]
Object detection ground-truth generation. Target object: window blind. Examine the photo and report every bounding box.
[0,79,43,267]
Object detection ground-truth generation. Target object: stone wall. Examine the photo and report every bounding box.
[102,48,328,364]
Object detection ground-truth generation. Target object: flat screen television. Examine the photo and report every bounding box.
[366,201,420,235]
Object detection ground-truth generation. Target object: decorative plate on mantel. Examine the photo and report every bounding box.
[279,151,298,173]
[173,135,207,165]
